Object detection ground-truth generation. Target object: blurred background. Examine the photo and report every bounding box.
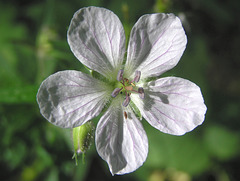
[0,0,240,180]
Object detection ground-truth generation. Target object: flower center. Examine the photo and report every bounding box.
[111,69,144,107]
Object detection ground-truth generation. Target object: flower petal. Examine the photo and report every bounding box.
[132,77,207,135]
[96,98,148,175]
[37,70,111,128]
[125,13,187,79]
[67,7,126,80]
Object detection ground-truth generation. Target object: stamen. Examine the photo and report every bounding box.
[111,88,121,97]
[117,69,124,81]
[114,69,144,106]
[138,87,145,99]
[124,78,129,84]
[122,95,131,107]
[133,71,141,83]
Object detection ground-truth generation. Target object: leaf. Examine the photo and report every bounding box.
[204,125,240,160]
[140,123,210,175]
[0,85,38,103]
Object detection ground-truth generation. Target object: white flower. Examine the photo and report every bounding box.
[37,7,207,175]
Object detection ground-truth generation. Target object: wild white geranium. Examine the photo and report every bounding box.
[37,7,207,175]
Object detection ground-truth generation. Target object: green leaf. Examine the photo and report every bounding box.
[0,85,38,103]
[204,125,240,160]
[140,123,210,175]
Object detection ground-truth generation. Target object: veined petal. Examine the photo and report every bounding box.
[37,70,111,128]
[131,77,207,135]
[125,13,187,79]
[67,7,126,80]
[96,98,148,175]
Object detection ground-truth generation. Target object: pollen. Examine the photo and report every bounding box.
[124,111,127,119]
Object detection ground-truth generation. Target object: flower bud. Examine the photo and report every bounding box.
[72,121,95,165]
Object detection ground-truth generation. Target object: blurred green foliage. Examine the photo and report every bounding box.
[0,0,240,181]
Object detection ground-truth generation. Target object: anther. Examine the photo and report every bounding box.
[117,69,124,81]
[111,88,121,98]
[138,87,145,99]
[124,78,129,84]
[124,111,127,119]
[122,95,131,107]
[133,71,141,83]
[131,82,136,86]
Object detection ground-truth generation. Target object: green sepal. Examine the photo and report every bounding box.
[72,152,79,166]
[91,70,113,84]
[83,65,93,75]
[72,152,85,166]
[72,121,95,165]
[129,101,142,120]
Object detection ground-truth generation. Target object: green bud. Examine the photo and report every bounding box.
[72,121,95,165]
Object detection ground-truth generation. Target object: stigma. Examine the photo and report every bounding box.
[111,69,145,107]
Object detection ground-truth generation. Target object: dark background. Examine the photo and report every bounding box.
[0,0,240,180]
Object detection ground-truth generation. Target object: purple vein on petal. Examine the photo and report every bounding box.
[159,91,194,99]
[131,122,146,159]
[153,106,177,123]
[133,27,168,66]
[62,90,106,101]
[85,17,115,71]
[134,30,147,62]
[57,93,106,117]
[154,99,198,113]
[149,83,187,89]
[143,33,180,70]
[98,111,114,132]
[56,84,87,88]
[131,29,138,60]
[146,53,179,73]
[76,38,103,67]
[129,29,169,72]
[59,74,106,90]
[71,75,106,89]
[72,74,93,82]
[142,104,161,125]
[118,27,123,63]
[125,118,141,158]
[141,103,168,130]
[85,18,108,60]
[151,27,168,48]
[101,17,114,64]
[77,33,112,73]
[61,76,90,87]
[143,41,174,68]
[106,120,114,149]
[76,97,105,121]
[98,113,115,149]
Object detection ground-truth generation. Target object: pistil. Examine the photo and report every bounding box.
[111,69,145,107]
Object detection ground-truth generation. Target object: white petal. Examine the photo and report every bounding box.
[37,70,111,128]
[96,99,148,175]
[67,7,126,80]
[132,77,207,135]
[125,13,187,79]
